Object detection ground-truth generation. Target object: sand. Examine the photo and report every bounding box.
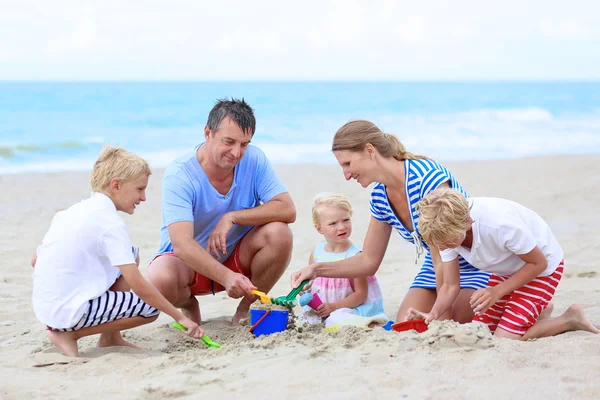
[1,155,599,399]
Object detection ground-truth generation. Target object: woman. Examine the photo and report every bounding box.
[291,120,490,323]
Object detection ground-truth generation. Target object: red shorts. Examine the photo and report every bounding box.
[474,262,564,336]
[151,241,250,296]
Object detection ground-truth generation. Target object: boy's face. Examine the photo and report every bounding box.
[436,231,467,251]
[112,174,149,215]
[316,206,353,245]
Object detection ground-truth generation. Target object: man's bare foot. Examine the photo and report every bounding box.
[564,304,599,334]
[232,297,253,326]
[539,302,554,320]
[48,330,79,357]
[97,332,143,350]
[180,296,201,325]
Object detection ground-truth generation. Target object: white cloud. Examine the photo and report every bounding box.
[540,18,589,39]
[0,0,599,79]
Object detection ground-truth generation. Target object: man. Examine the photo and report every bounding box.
[148,98,295,325]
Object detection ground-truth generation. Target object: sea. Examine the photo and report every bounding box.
[1,81,599,174]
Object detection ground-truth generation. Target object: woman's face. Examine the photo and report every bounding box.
[334,149,375,188]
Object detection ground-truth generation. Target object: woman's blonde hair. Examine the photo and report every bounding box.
[312,192,353,226]
[332,120,428,161]
[90,145,151,192]
[416,188,471,247]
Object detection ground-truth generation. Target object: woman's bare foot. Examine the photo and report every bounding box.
[539,302,554,320]
[563,304,599,334]
[48,330,79,357]
[97,332,143,350]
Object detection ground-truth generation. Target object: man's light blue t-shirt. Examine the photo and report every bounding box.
[157,144,288,260]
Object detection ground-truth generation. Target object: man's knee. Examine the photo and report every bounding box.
[262,222,293,249]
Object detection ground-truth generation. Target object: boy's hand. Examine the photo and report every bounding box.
[316,303,336,318]
[470,287,500,314]
[405,308,436,324]
[291,264,316,289]
[177,317,204,339]
[224,271,256,299]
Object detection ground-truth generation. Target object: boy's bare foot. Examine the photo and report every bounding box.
[539,302,554,320]
[48,330,79,357]
[97,332,143,350]
[564,304,599,334]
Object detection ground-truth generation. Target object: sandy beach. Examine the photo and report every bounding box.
[1,155,599,399]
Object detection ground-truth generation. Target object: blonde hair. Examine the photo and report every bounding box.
[332,120,428,161]
[90,145,151,192]
[416,188,471,247]
[312,192,353,226]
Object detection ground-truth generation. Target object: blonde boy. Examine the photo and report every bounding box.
[32,145,203,357]
[407,188,598,340]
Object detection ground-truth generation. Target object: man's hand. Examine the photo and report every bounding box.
[405,308,437,324]
[176,316,205,339]
[206,213,235,259]
[470,287,501,314]
[224,271,256,299]
[291,264,316,289]
[316,303,336,318]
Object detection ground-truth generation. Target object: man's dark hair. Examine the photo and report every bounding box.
[207,98,256,136]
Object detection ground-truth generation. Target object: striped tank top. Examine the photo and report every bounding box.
[369,158,490,290]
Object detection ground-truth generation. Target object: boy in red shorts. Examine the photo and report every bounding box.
[406,188,598,340]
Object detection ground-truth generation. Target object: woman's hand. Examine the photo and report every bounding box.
[291,263,317,289]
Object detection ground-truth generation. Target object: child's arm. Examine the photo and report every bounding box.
[316,277,369,318]
[31,253,37,268]
[471,246,547,314]
[407,256,461,323]
[118,263,204,339]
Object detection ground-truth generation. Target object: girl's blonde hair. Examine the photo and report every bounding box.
[416,188,471,247]
[90,145,151,192]
[312,192,353,226]
[332,120,429,161]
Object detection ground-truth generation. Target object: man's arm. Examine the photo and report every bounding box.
[228,192,296,226]
[169,221,255,298]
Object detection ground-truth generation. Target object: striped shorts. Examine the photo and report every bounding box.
[48,290,159,332]
[474,262,564,336]
[410,252,491,290]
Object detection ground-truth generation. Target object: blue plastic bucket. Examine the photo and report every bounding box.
[250,309,289,337]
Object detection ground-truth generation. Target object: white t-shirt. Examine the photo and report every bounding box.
[32,192,136,329]
[440,197,563,277]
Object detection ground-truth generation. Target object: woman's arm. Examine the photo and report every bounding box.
[292,217,392,287]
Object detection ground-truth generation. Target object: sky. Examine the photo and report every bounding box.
[0,0,599,80]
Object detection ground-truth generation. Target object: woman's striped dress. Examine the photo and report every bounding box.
[369,158,490,289]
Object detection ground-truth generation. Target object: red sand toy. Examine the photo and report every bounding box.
[391,318,428,333]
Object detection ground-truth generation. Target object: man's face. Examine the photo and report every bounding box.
[204,117,252,170]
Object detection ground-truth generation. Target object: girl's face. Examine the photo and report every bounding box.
[316,205,353,245]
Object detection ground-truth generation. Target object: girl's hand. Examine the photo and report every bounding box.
[316,303,336,318]
[470,287,500,314]
[291,264,316,289]
[405,308,436,324]
[177,317,205,339]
